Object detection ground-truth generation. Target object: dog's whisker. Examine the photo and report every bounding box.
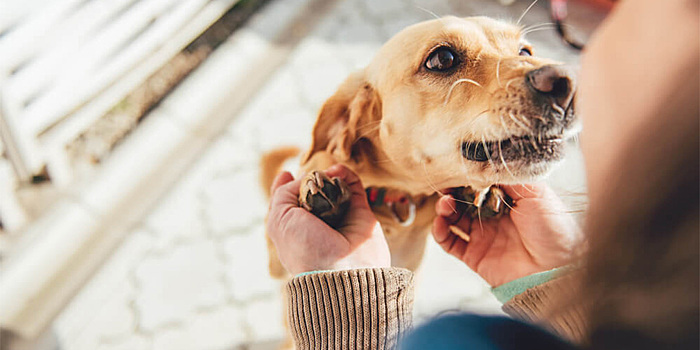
[552,103,566,117]
[496,58,503,87]
[481,135,499,172]
[523,22,575,34]
[522,23,558,34]
[460,109,490,134]
[476,206,484,233]
[502,76,521,94]
[452,197,477,206]
[444,78,482,106]
[496,116,519,183]
[516,0,539,26]
[493,189,522,215]
[421,159,446,197]
[504,182,528,200]
[519,182,540,196]
[355,120,382,130]
[517,112,532,128]
[522,22,556,32]
[507,112,530,132]
[522,27,561,36]
[353,124,382,141]
[414,4,441,20]
[421,159,460,213]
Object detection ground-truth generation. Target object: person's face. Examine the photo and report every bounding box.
[578,0,696,200]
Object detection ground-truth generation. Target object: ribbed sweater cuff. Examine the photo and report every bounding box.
[502,271,588,343]
[286,267,414,350]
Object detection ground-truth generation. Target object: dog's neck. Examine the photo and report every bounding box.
[340,134,437,196]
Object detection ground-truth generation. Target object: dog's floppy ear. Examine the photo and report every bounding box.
[302,71,382,163]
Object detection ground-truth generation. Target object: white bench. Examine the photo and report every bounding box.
[0,0,240,233]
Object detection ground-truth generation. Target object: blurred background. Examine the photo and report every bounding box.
[0,0,608,349]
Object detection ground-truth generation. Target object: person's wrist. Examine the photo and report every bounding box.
[487,261,563,287]
[491,266,571,303]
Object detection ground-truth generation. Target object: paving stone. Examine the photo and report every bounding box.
[224,227,280,301]
[228,70,317,153]
[144,186,206,250]
[151,329,189,350]
[97,335,151,350]
[289,39,353,107]
[55,229,153,346]
[193,131,260,175]
[202,168,268,235]
[152,306,245,350]
[57,289,140,350]
[244,297,285,342]
[134,239,227,332]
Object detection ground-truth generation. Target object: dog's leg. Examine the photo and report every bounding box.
[375,194,439,271]
[299,170,352,228]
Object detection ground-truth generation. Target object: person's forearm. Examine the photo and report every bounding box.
[285,268,414,350]
[501,271,588,343]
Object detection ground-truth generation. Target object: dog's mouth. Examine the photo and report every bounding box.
[461,134,567,163]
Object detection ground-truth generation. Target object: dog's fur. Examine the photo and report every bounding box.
[262,16,579,277]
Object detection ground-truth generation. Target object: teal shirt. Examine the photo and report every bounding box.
[491,267,567,303]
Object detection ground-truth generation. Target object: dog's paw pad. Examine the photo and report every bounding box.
[479,187,513,218]
[452,186,513,219]
[299,171,351,228]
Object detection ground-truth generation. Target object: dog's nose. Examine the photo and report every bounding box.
[526,65,575,109]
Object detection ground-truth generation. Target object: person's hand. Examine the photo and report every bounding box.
[432,184,581,287]
[267,165,390,275]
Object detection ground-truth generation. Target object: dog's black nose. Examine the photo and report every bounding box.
[526,65,575,109]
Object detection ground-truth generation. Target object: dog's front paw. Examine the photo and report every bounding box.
[452,186,513,219]
[299,171,352,228]
[479,186,513,218]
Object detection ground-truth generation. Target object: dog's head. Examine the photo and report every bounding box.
[306,16,579,193]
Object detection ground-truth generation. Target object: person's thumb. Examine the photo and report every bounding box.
[324,164,371,211]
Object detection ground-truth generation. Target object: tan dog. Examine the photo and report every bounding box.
[262,16,578,277]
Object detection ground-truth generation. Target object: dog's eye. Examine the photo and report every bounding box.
[519,47,532,56]
[425,47,457,71]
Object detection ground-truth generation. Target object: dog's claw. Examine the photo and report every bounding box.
[299,171,352,228]
[452,186,513,219]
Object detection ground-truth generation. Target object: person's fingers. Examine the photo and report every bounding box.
[269,178,303,213]
[325,164,371,211]
[435,195,462,223]
[270,171,294,197]
[432,215,452,244]
[500,183,548,200]
[325,164,363,192]
[432,216,468,259]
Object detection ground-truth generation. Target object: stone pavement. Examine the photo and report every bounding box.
[53,0,586,349]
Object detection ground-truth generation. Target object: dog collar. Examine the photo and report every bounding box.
[365,187,416,226]
[366,187,411,207]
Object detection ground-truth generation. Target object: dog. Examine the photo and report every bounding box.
[262,15,578,278]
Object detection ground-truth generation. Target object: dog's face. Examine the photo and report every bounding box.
[307,16,579,193]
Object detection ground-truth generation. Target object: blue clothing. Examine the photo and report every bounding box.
[401,313,578,350]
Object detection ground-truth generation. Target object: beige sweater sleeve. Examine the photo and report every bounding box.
[502,272,589,343]
[285,268,414,350]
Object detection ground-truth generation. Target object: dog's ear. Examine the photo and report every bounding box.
[302,71,382,163]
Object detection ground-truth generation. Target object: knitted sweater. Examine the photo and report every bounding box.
[285,268,586,349]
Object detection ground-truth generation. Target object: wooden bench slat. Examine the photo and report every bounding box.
[21,0,209,134]
[7,0,139,105]
[0,0,84,76]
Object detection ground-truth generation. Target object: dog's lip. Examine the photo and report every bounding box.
[461,134,566,162]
